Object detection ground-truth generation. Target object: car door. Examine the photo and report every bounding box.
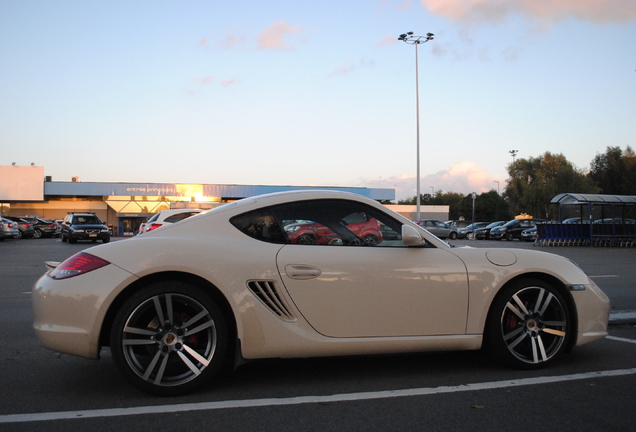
[276,244,468,338]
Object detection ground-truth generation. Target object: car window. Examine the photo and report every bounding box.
[230,208,287,244]
[231,199,405,247]
[164,212,199,223]
[272,199,403,247]
[73,216,101,225]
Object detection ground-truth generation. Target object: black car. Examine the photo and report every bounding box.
[490,218,546,241]
[474,221,505,240]
[61,213,111,244]
[3,216,35,239]
[20,216,59,238]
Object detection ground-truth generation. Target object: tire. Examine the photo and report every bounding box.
[448,231,458,240]
[297,234,316,245]
[61,234,67,242]
[110,281,228,396]
[485,279,571,369]
[33,229,42,239]
[362,235,379,246]
[505,232,514,241]
[14,230,23,239]
[102,237,110,243]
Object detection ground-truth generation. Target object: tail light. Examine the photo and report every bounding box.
[146,223,163,232]
[49,252,110,280]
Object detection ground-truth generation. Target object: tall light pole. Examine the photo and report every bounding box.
[494,180,500,195]
[509,150,519,162]
[399,31,434,221]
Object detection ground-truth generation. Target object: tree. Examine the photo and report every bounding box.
[399,190,509,221]
[588,146,636,195]
[504,152,597,219]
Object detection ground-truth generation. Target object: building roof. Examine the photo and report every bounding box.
[550,193,636,205]
[43,181,395,201]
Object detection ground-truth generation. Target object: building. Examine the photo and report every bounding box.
[1,165,448,235]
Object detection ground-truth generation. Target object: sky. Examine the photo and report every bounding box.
[1,0,635,201]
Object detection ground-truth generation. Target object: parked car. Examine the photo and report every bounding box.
[490,219,546,241]
[459,222,490,240]
[142,209,205,233]
[520,226,538,242]
[1,218,19,240]
[285,212,384,245]
[33,190,610,396]
[3,216,35,239]
[60,213,110,244]
[593,218,635,224]
[20,216,59,238]
[445,220,470,230]
[562,217,591,224]
[414,219,458,239]
[474,221,505,240]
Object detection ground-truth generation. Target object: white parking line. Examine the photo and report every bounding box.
[1,368,635,424]
[589,275,619,278]
[607,336,636,344]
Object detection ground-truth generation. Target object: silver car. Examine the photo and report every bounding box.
[414,219,458,239]
[1,218,19,240]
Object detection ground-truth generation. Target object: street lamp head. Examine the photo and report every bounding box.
[398,31,435,45]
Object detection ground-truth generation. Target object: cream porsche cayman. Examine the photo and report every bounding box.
[33,191,610,395]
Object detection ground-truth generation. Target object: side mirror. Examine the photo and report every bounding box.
[402,224,426,246]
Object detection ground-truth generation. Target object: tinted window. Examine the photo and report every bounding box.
[164,212,199,223]
[230,208,287,244]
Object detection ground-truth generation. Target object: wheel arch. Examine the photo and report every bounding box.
[99,271,238,362]
[482,272,579,352]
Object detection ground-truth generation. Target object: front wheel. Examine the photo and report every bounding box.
[110,281,228,396]
[448,231,458,240]
[505,232,514,241]
[485,279,571,369]
[33,229,42,239]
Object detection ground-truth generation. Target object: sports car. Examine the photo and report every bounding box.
[32,190,610,396]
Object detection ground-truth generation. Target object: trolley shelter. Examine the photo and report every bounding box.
[536,193,636,247]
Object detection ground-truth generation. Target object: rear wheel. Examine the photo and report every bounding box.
[448,231,458,240]
[362,235,379,245]
[33,229,42,239]
[297,234,316,245]
[505,232,514,241]
[14,230,23,239]
[485,279,571,369]
[110,281,228,396]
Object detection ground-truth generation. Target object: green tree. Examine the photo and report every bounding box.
[504,152,597,219]
[399,190,510,221]
[588,146,636,195]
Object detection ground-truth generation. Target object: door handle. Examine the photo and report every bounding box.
[285,265,321,280]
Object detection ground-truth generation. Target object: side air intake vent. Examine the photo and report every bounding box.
[247,280,295,321]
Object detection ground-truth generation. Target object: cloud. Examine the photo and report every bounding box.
[256,20,302,51]
[359,161,503,200]
[217,29,246,49]
[420,0,636,26]
[329,58,376,76]
[220,78,239,87]
[192,75,215,85]
[377,35,398,46]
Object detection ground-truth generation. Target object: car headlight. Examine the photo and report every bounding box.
[101,228,109,233]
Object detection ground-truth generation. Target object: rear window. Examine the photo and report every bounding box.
[164,212,200,223]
